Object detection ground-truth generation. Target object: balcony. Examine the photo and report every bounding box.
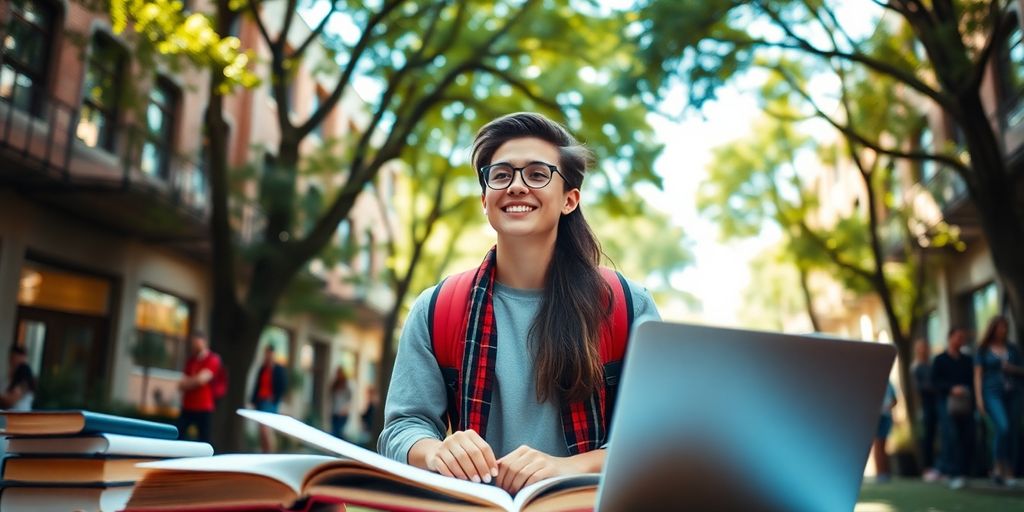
[1,91,210,254]
[922,166,980,235]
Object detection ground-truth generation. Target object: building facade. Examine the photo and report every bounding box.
[0,0,395,438]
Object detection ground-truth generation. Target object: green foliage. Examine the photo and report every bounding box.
[110,0,258,92]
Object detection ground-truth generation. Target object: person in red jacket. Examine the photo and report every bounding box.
[177,332,222,443]
[251,344,287,452]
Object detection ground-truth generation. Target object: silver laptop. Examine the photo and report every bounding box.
[596,321,896,512]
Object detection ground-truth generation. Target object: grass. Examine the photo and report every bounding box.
[856,479,1024,512]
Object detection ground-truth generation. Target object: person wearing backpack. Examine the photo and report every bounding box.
[379,112,660,494]
[178,331,223,443]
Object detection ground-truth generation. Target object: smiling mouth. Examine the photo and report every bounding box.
[502,205,536,213]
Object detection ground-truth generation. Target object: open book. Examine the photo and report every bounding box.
[124,409,599,512]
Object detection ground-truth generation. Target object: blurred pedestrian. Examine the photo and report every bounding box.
[177,332,223,443]
[974,315,1022,486]
[873,381,898,482]
[0,345,35,411]
[251,345,287,452]
[330,365,353,440]
[912,338,939,481]
[933,327,975,490]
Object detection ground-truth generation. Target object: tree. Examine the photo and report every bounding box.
[109,0,670,450]
[630,0,1024,369]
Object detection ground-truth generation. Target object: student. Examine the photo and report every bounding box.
[178,332,223,443]
[933,327,975,490]
[330,366,353,440]
[0,345,35,411]
[974,315,1022,486]
[379,112,660,494]
[251,345,287,453]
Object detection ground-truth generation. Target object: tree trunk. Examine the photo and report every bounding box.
[956,94,1024,346]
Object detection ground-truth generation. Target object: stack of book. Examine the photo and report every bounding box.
[0,410,214,512]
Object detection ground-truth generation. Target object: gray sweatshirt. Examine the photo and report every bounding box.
[378,278,661,463]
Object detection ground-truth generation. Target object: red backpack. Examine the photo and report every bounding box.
[428,267,634,444]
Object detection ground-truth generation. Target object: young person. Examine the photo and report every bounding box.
[330,365,354,440]
[973,315,1022,486]
[933,327,975,490]
[177,332,222,443]
[379,112,660,494]
[0,345,35,411]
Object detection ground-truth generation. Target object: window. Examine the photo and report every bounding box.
[919,123,936,183]
[971,282,1000,335]
[336,219,355,262]
[134,286,192,371]
[311,91,323,139]
[1,0,55,115]
[140,78,178,179]
[361,229,375,275]
[76,33,125,151]
[925,310,942,355]
[1001,14,1024,127]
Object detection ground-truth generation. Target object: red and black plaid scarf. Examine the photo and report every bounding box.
[458,247,608,454]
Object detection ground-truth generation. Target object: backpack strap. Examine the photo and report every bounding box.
[597,267,633,436]
[428,269,477,431]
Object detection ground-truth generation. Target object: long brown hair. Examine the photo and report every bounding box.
[978,315,1010,353]
[331,365,349,391]
[472,112,611,403]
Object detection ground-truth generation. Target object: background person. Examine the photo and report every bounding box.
[974,315,1022,486]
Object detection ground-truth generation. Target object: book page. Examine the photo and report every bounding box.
[137,453,337,494]
[511,473,600,512]
[237,409,514,510]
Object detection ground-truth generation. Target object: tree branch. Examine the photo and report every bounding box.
[246,0,276,52]
[970,5,1013,92]
[279,0,299,50]
[476,64,561,111]
[291,0,339,60]
[723,15,953,111]
[772,65,971,175]
[297,0,405,138]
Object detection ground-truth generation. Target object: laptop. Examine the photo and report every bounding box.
[596,321,896,512]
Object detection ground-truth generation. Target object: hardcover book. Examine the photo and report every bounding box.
[0,411,178,439]
[124,410,598,512]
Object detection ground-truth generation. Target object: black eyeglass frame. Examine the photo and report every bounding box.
[478,162,564,190]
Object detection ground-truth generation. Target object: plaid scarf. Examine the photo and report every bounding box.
[458,247,608,454]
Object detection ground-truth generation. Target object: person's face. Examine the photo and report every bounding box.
[481,137,580,240]
[948,330,965,352]
[995,320,1008,340]
[264,348,274,363]
[914,340,929,361]
[190,336,207,355]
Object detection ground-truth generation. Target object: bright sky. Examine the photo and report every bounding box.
[642,87,781,326]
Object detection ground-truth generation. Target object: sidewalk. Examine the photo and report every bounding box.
[857,478,1024,511]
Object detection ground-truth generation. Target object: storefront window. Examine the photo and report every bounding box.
[134,286,191,371]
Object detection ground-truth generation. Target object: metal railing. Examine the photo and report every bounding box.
[0,86,210,219]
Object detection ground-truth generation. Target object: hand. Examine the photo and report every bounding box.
[425,430,497,484]
[496,445,580,495]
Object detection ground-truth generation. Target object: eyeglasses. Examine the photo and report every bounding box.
[479,162,562,190]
